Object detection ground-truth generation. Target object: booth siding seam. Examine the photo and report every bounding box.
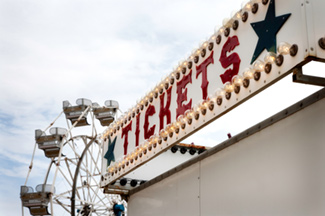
[129,87,325,196]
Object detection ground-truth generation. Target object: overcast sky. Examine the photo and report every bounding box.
[0,0,323,215]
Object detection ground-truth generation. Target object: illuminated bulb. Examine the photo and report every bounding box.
[143,141,149,149]
[159,129,168,138]
[166,123,172,131]
[214,25,221,33]
[210,34,217,41]
[232,75,243,86]
[242,67,254,79]
[218,27,225,34]
[207,94,214,100]
[173,121,181,129]
[199,100,208,114]
[138,143,143,152]
[253,60,265,72]
[264,52,277,63]
[159,83,164,88]
[154,87,159,95]
[231,10,242,20]
[214,88,224,105]
[168,125,176,137]
[192,103,199,112]
[202,41,208,48]
[242,1,253,11]
[198,40,205,47]
[222,18,231,27]
[172,121,179,129]
[149,135,158,144]
[185,109,193,119]
[215,88,225,97]
[224,82,234,92]
[177,115,186,129]
[277,42,291,55]
[200,100,208,108]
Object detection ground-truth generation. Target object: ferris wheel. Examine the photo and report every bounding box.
[20,99,127,216]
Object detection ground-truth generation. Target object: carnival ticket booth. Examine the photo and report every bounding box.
[100,0,325,215]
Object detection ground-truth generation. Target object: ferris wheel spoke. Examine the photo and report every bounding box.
[64,158,76,182]
[66,139,82,159]
[57,166,73,188]
[73,197,108,209]
[53,198,71,214]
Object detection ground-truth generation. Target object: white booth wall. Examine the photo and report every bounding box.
[128,93,325,216]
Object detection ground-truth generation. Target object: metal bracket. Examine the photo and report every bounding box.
[292,66,325,87]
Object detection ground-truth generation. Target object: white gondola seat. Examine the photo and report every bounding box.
[20,184,55,216]
[63,98,92,127]
[93,100,119,126]
[36,127,67,158]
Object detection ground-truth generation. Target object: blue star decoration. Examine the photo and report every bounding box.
[104,136,117,167]
[250,0,291,64]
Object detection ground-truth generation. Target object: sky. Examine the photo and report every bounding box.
[0,0,323,215]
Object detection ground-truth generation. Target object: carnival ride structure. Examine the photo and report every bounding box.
[20,99,126,216]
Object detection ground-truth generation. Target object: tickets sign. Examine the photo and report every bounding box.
[101,0,325,187]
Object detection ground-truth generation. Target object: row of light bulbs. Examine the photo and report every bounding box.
[107,41,298,176]
[103,0,274,139]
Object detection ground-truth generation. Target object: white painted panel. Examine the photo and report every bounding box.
[308,0,325,59]
[128,162,200,216]
[129,96,325,215]
[200,97,325,215]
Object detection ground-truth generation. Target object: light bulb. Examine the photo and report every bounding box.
[166,123,173,132]
[253,60,265,72]
[242,68,254,79]
[210,34,217,41]
[214,25,221,33]
[264,52,277,63]
[185,110,193,119]
[159,129,168,138]
[215,88,225,97]
[224,82,234,92]
[242,1,253,11]
[150,135,158,144]
[177,115,186,129]
[232,75,243,86]
[222,18,231,27]
[231,10,242,20]
[218,27,225,35]
[277,42,291,55]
